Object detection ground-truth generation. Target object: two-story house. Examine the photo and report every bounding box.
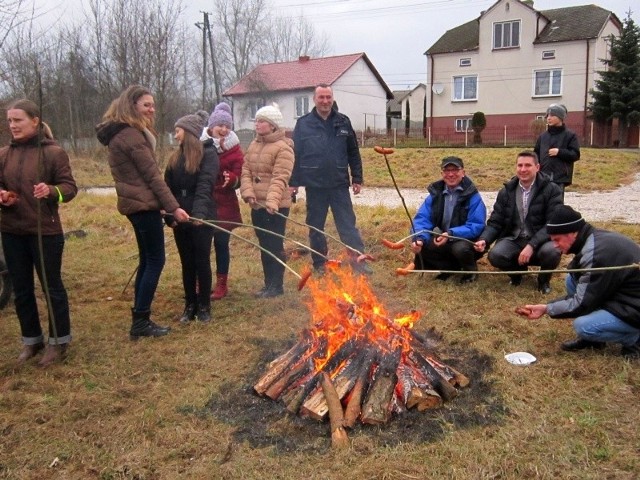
[223,53,393,133]
[424,0,622,145]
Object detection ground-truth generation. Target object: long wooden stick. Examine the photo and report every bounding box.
[404,263,640,275]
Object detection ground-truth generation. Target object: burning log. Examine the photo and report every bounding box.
[361,346,402,425]
[320,372,350,449]
[253,266,470,428]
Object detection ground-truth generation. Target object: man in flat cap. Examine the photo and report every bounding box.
[534,103,580,198]
[522,205,640,359]
[410,156,486,284]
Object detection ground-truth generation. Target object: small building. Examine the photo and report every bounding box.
[387,84,427,131]
[223,53,393,132]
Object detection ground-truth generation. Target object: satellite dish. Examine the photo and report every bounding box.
[432,83,444,95]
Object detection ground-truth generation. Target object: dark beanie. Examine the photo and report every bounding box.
[547,205,586,234]
[546,103,567,120]
[175,112,207,139]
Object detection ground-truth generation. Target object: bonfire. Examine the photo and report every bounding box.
[254,263,469,447]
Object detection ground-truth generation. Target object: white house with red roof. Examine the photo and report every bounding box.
[223,53,393,132]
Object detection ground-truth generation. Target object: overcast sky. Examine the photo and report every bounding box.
[46,0,638,90]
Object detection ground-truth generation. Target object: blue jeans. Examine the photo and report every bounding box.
[127,210,166,313]
[1,232,71,345]
[566,275,640,346]
[305,187,365,269]
[213,231,231,274]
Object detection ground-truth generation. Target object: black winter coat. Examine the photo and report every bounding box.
[164,139,219,221]
[479,173,563,249]
[547,224,640,329]
[534,124,580,185]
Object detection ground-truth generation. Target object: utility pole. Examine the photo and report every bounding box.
[204,12,221,104]
[195,12,208,109]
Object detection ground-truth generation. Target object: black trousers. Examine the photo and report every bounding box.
[251,207,289,289]
[414,239,482,272]
[1,232,71,345]
[173,223,214,306]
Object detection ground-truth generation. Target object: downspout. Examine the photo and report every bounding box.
[583,39,590,142]
[428,54,435,131]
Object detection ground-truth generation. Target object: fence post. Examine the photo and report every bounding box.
[465,128,468,147]
[428,127,431,146]
[393,128,397,147]
[590,121,594,147]
[503,125,507,146]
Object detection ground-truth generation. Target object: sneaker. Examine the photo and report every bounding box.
[256,285,284,298]
[509,275,522,287]
[459,274,478,284]
[560,338,606,351]
[352,261,373,275]
[537,282,552,294]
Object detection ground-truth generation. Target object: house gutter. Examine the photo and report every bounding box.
[583,39,590,141]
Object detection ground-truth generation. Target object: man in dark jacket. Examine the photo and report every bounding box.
[410,156,486,284]
[290,84,369,274]
[474,151,563,293]
[522,206,640,359]
[534,103,580,197]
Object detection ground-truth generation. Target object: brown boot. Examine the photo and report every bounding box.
[211,274,228,300]
[38,344,68,368]
[16,342,45,365]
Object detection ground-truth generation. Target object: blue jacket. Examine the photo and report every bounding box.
[411,176,486,243]
[291,108,362,188]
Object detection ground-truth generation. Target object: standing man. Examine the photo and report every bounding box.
[522,205,640,359]
[474,151,563,294]
[291,84,370,274]
[410,156,486,284]
[534,103,580,197]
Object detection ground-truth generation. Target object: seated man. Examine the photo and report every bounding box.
[410,156,486,284]
[522,206,640,359]
[474,151,563,293]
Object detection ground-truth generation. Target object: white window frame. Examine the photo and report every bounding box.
[542,50,555,60]
[459,58,471,67]
[493,20,521,49]
[455,118,472,132]
[294,96,310,118]
[452,75,478,101]
[533,68,562,97]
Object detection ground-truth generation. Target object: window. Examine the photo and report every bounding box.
[248,101,264,120]
[453,75,477,101]
[459,58,471,67]
[494,20,520,49]
[542,50,555,60]
[534,68,562,96]
[455,118,472,132]
[295,96,309,117]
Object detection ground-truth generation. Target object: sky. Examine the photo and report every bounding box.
[44,0,638,91]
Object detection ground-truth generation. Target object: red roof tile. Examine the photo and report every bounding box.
[223,53,392,99]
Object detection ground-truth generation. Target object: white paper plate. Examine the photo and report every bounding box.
[504,352,537,365]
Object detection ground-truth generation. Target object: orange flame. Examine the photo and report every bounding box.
[303,262,422,372]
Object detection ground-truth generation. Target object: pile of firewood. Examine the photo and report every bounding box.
[254,267,469,447]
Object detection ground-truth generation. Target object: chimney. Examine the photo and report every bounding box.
[298,55,310,63]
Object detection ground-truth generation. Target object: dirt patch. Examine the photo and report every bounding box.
[202,336,505,454]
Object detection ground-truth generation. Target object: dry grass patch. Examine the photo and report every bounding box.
[0,195,638,479]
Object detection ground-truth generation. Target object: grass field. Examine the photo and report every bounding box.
[0,148,638,479]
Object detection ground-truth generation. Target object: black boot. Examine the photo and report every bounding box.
[178,303,196,324]
[129,309,171,341]
[196,303,211,323]
[537,273,552,294]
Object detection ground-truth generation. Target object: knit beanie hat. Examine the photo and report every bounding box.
[175,111,207,139]
[546,205,586,234]
[255,103,283,129]
[208,102,233,129]
[546,103,567,120]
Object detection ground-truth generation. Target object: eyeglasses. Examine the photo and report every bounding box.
[442,167,462,173]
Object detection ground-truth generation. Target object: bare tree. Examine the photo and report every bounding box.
[262,14,330,63]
